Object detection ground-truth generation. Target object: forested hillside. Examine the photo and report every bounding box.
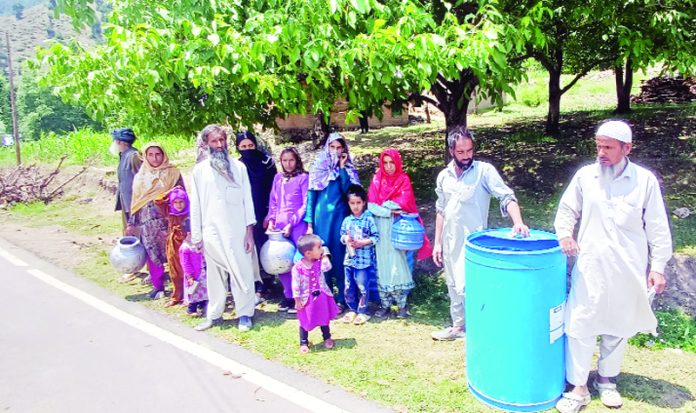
[0,2,98,74]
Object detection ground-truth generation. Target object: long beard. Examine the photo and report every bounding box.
[109,141,120,157]
[209,147,235,184]
[599,157,627,189]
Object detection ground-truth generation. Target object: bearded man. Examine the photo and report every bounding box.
[111,128,142,233]
[189,124,258,332]
[553,120,672,413]
[431,126,529,341]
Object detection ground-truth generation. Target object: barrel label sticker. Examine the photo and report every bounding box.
[549,302,565,344]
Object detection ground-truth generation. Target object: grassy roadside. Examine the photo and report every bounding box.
[3,197,695,413]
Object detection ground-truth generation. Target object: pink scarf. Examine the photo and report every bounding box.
[368,149,432,261]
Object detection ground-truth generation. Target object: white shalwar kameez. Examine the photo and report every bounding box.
[554,160,672,384]
[435,160,516,328]
[190,157,259,321]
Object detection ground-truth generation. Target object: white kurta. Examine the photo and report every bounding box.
[189,157,258,314]
[554,160,673,339]
[435,160,516,293]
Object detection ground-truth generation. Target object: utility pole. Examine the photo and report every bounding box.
[5,32,20,165]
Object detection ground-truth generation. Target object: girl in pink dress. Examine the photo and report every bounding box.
[292,234,339,353]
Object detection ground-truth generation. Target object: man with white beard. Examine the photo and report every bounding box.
[110,128,142,234]
[189,124,258,332]
[554,120,673,413]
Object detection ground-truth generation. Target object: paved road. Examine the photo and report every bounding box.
[0,238,389,413]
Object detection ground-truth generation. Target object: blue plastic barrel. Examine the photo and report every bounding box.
[465,228,567,412]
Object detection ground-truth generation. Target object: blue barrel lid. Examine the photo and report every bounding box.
[466,228,561,254]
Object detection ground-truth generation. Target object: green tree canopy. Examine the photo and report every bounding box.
[600,0,696,113]
[17,69,102,140]
[518,0,695,133]
[40,0,550,137]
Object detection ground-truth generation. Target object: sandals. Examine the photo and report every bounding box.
[593,380,623,408]
[374,307,390,318]
[324,339,335,349]
[555,392,591,413]
[342,312,357,323]
[299,345,310,354]
[353,314,370,325]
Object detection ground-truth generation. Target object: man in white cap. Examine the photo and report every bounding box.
[554,120,673,413]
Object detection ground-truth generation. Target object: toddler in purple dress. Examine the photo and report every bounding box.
[292,234,339,353]
[179,219,208,316]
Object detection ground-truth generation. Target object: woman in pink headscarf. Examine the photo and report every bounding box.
[367,148,432,318]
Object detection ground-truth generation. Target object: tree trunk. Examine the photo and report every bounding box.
[614,57,633,114]
[313,111,331,148]
[430,70,477,163]
[546,68,562,136]
[5,32,20,165]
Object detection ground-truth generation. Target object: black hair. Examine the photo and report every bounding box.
[296,234,322,256]
[347,184,367,204]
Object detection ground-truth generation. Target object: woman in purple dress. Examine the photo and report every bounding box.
[266,147,309,312]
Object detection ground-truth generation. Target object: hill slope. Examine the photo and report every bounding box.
[1,3,96,74]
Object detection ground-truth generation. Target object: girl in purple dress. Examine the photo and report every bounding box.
[292,234,339,354]
[266,147,309,313]
[179,219,208,316]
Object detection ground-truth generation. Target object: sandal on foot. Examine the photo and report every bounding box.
[353,314,370,325]
[299,345,310,354]
[555,392,591,413]
[593,380,623,408]
[374,307,390,318]
[324,339,335,349]
[342,312,357,323]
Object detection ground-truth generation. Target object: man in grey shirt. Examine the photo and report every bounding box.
[110,128,142,283]
[110,127,142,231]
[431,126,529,341]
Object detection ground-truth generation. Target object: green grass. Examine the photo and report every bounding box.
[631,310,696,353]
[0,129,198,168]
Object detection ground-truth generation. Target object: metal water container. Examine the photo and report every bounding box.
[259,231,297,275]
[110,236,147,274]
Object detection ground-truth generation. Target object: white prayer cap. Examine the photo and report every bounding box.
[596,120,632,143]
